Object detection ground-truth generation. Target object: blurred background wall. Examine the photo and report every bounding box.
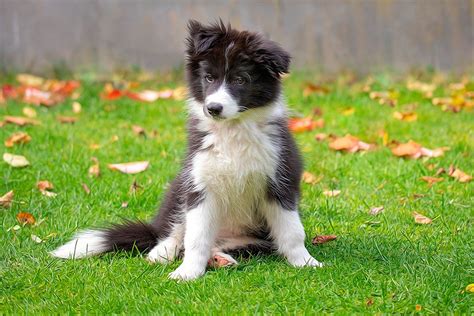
[0,0,472,74]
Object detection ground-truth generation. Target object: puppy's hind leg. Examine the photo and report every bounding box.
[147,222,184,264]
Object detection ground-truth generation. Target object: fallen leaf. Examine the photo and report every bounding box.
[17,212,36,225]
[329,134,374,153]
[413,211,432,224]
[406,78,436,97]
[31,234,43,243]
[72,101,82,113]
[323,190,341,197]
[132,125,146,136]
[369,91,398,106]
[312,234,337,245]
[393,111,417,122]
[37,180,54,191]
[369,206,384,215]
[420,176,443,187]
[89,143,101,150]
[448,166,472,183]
[5,132,31,147]
[16,73,44,86]
[391,141,448,159]
[101,89,123,100]
[314,133,327,141]
[302,171,323,185]
[207,253,238,268]
[288,117,324,132]
[57,116,78,124]
[466,284,474,293]
[89,158,100,177]
[121,201,129,208]
[341,107,355,116]
[4,116,39,126]
[435,168,446,176]
[0,190,14,208]
[303,83,329,97]
[3,153,30,167]
[78,184,89,196]
[126,90,162,102]
[22,107,37,118]
[108,161,150,174]
[23,87,61,106]
[415,304,422,312]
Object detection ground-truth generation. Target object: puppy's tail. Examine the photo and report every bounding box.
[50,220,159,259]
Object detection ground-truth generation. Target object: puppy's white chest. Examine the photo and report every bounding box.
[192,122,278,208]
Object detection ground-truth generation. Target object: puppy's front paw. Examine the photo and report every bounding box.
[287,249,323,268]
[168,263,205,281]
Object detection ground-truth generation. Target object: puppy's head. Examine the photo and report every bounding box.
[185,20,290,120]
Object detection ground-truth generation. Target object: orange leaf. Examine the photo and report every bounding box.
[420,176,443,187]
[288,117,324,133]
[314,133,327,141]
[391,141,422,158]
[89,158,100,177]
[329,134,373,153]
[448,166,472,183]
[4,132,31,147]
[132,125,146,136]
[4,116,39,126]
[16,212,36,225]
[108,161,150,174]
[413,211,432,224]
[0,190,14,208]
[302,83,329,97]
[312,235,337,245]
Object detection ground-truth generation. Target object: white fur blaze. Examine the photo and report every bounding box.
[50,230,108,259]
[204,84,239,118]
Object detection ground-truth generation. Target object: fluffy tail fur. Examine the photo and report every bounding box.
[50,221,159,259]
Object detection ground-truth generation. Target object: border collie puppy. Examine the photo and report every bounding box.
[51,20,322,281]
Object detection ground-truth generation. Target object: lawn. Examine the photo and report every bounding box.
[1,71,473,314]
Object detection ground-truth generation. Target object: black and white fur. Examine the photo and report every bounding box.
[51,20,322,281]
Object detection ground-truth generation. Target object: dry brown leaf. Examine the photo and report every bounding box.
[4,116,39,126]
[323,190,341,197]
[302,171,323,185]
[369,206,384,215]
[393,111,417,122]
[448,166,472,183]
[312,234,337,245]
[366,298,374,307]
[89,158,100,178]
[303,83,329,97]
[413,211,432,224]
[22,107,37,118]
[329,134,374,153]
[5,132,31,147]
[3,153,30,167]
[57,116,78,124]
[37,180,54,192]
[390,141,448,159]
[72,101,82,114]
[108,161,150,174]
[420,176,444,187]
[0,190,14,208]
[129,180,143,194]
[369,91,398,106]
[288,117,324,133]
[208,253,238,268]
[17,212,36,225]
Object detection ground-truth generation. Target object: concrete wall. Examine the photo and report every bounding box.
[0,0,472,74]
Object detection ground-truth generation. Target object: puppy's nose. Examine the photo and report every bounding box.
[206,103,223,117]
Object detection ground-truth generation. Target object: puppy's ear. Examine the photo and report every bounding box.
[186,20,220,55]
[254,39,291,78]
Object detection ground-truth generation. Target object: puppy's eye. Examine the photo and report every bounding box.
[234,77,245,85]
[205,74,214,83]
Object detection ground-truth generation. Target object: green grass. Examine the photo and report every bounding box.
[1,72,473,314]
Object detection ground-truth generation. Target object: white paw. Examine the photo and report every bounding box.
[287,249,323,267]
[147,240,179,264]
[168,263,205,281]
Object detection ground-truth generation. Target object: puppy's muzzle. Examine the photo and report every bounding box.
[206,102,224,118]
